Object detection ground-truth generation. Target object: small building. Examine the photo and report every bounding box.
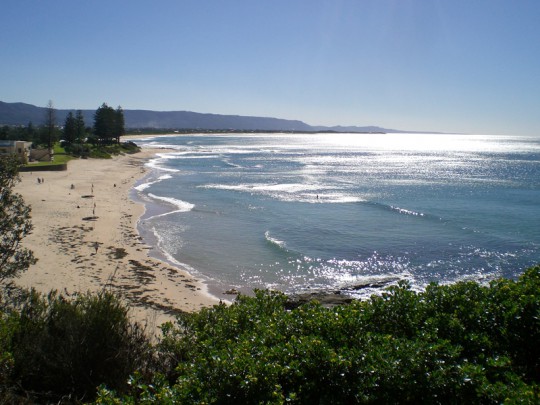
[0,140,32,163]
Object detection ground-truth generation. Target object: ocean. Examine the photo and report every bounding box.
[131,133,540,299]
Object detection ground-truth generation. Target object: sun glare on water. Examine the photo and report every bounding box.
[310,133,533,155]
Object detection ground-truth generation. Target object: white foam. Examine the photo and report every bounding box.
[200,183,365,204]
[148,193,194,212]
[264,231,287,250]
[201,182,321,193]
[316,193,365,203]
[199,184,249,191]
[135,182,152,191]
[222,159,244,168]
[140,142,186,150]
[152,228,185,267]
[145,156,180,172]
[257,183,320,193]
[390,205,425,216]
[134,174,173,191]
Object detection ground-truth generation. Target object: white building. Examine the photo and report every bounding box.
[0,140,32,163]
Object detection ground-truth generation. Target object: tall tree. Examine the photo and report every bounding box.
[0,126,9,140]
[44,100,56,150]
[93,103,116,144]
[63,112,77,145]
[114,106,125,144]
[25,121,37,143]
[75,110,86,143]
[93,104,124,144]
[0,156,36,285]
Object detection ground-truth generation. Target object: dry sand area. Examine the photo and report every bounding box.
[14,149,219,331]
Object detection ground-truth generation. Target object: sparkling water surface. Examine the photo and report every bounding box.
[132,133,540,298]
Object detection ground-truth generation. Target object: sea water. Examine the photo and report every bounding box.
[132,133,540,298]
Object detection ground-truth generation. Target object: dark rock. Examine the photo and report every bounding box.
[285,291,354,310]
[341,277,400,291]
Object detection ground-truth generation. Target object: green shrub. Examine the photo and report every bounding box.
[99,266,540,404]
[87,142,140,159]
[6,290,152,403]
[2,267,537,403]
[0,311,17,401]
[66,143,91,157]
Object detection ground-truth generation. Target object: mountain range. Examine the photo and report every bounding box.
[0,101,404,133]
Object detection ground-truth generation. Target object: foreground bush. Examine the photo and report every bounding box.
[0,290,152,403]
[98,266,540,404]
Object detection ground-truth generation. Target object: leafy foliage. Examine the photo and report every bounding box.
[0,155,36,285]
[75,110,87,142]
[88,141,140,159]
[1,290,153,403]
[93,103,125,145]
[98,266,540,404]
[63,111,77,145]
[62,109,88,146]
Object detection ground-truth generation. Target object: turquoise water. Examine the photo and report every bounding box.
[133,133,540,298]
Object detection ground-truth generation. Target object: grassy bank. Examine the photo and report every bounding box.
[21,141,140,171]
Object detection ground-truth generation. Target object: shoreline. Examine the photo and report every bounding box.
[14,148,220,331]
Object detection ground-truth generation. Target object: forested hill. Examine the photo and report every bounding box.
[0,101,399,133]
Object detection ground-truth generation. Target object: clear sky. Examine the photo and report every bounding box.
[2,1,540,135]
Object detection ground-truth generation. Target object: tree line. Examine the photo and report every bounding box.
[0,101,125,147]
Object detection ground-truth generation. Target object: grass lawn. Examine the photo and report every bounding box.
[26,155,73,167]
[23,144,73,168]
[22,141,140,169]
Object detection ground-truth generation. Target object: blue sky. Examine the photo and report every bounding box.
[2,1,540,135]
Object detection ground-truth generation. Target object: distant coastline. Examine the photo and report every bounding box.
[0,100,434,134]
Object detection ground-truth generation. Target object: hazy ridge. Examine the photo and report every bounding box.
[0,101,407,133]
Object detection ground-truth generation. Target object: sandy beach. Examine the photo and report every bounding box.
[14,147,220,331]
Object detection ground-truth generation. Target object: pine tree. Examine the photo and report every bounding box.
[114,106,125,144]
[75,110,86,143]
[25,122,37,142]
[63,112,77,145]
[94,103,124,144]
[93,103,116,144]
[44,100,57,150]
